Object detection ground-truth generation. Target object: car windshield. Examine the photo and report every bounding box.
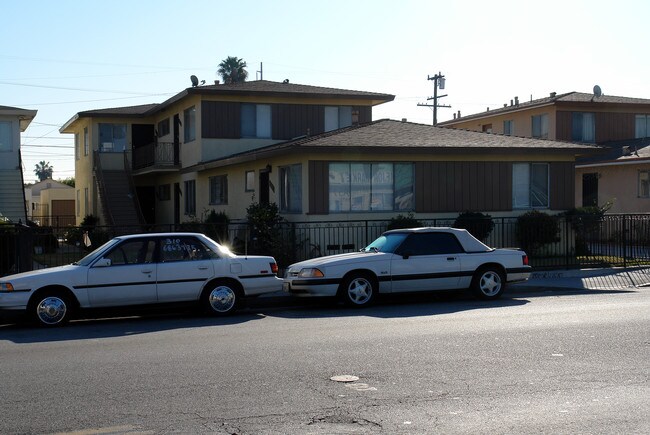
[73,238,121,266]
[200,235,236,258]
[362,233,409,253]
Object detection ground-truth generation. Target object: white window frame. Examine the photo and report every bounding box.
[245,170,255,192]
[184,106,196,143]
[324,106,353,132]
[209,175,228,205]
[512,163,550,209]
[531,114,549,139]
[572,112,595,142]
[241,104,271,138]
[279,164,302,213]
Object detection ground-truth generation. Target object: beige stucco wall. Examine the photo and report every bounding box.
[444,105,558,139]
[576,162,650,213]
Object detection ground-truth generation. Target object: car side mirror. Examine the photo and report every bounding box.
[401,251,412,260]
[94,258,112,268]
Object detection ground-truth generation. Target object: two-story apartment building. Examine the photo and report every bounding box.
[60,80,394,225]
[0,105,37,223]
[439,91,650,212]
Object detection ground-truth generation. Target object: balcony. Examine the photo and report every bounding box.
[132,142,180,174]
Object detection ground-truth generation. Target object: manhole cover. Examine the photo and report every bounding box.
[330,375,359,383]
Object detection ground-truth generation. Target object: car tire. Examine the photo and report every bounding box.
[201,282,241,316]
[339,273,377,307]
[28,291,74,327]
[471,267,505,300]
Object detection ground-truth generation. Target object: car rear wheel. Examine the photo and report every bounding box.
[339,273,377,307]
[471,267,505,300]
[29,292,74,327]
[202,282,241,316]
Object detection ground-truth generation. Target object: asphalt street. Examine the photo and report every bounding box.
[1,272,648,434]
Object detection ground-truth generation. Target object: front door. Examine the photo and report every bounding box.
[136,186,156,224]
[86,238,157,307]
[582,173,598,207]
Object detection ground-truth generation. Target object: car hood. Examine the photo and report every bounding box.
[288,251,387,270]
[1,264,82,286]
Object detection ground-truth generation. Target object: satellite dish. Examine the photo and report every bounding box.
[190,75,199,87]
[593,85,602,97]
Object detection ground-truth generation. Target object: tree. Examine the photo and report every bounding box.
[34,161,53,181]
[58,177,75,187]
[217,56,248,84]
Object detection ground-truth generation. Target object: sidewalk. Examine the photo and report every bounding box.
[512,266,650,291]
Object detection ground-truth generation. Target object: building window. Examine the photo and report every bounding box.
[98,123,126,152]
[184,180,196,216]
[241,104,271,138]
[158,184,171,201]
[0,121,12,151]
[571,112,595,142]
[635,115,649,138]
[83,127,89,156]
[531,114,548,139]
[513,163,549,208]
[209,175,228,205]
[184,106,196,143]
[245,170,255,192]
[74,133,79,160]
[279,164,302,213]
[639,171,650,198]
[503,120,514,136]
[324,106,353,132]
[482,124,492,133]
[76,190,80,216]
[329,162,414,212]
[158,118,170,137]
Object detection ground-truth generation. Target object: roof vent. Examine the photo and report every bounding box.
[622,146,632,156]
[283,79,290,84]
[514,96,519,105]
[550,92,557,98]
[401,118,407,122]
[214,80,220,85]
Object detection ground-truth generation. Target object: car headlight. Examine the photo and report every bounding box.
[0,282,15,292]
[298,268,324,278]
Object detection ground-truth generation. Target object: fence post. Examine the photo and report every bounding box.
[564,217,570,269]
[622,215,627,268]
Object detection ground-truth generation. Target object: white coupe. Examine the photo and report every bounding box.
[0,233,282,326]
[283,227,531,306]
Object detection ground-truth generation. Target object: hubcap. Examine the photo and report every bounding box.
[479,272,502,296]
[37,296,67,325]
[208,286,236,313]
[347,278,372,305]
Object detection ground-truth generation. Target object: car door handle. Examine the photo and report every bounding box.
[446,257,456,261]
[198,266,208,270]
[141,269,153,274]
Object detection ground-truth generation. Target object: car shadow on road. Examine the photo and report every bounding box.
[0,309,266,344]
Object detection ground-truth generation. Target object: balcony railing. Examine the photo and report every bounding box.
[132,142,179,170]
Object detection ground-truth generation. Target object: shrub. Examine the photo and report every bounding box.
[453,211,494,241]
[386,213,423,231]
[246,202,295,268]
[515,211,560,255]
[562,205,608,255]
[203,210,230,243]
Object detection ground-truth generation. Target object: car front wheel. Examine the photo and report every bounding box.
[29,292,74,327]
[202,282,241,316]
[471,267,505,300]
[339,273,377,307]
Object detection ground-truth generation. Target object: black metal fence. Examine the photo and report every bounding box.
[1,214,649,277]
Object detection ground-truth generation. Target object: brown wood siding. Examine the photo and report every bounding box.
[549,162,575,210]
[557,111,636,143]
[415,161,511,212]
[201,101,240,138]
[52,199,75,217]
[308,160,329,214]
[273,104,324,140]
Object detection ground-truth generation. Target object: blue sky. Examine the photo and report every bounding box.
[3,0,649,183]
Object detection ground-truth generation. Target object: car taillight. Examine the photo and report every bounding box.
[522,254,529,266]
[270,262,278,274]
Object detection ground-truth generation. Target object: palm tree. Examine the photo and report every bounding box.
[34,161,53,182]
[217,56,248,84]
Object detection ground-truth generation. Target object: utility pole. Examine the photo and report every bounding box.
[417,72,451,126]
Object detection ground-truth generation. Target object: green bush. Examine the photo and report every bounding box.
[516,211,560,255]
[246,202,297,268]
[453,211,494,241]
[386,213,423,231]
[562,205,608,255]
[203,210,230,243]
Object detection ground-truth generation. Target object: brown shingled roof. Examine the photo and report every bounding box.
[191,119,601,171]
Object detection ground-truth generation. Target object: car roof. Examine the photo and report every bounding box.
[383,227,467,235]
[114,232,208,240]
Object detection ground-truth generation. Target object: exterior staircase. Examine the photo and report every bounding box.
[94,152,144,227]
[0,169,27,223]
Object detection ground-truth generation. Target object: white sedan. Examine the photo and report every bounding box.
[0,233,282,326]
[283,227,531,306]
